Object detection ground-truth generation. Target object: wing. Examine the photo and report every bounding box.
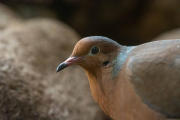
[127,39,180,118]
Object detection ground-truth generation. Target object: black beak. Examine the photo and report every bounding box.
[56,57,79,73]
[56,63,68,72]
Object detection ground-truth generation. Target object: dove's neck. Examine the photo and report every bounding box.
[84,46,135,114]
[111,46,134,78]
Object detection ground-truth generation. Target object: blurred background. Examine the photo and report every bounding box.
[0,0,180,120]
[2,0,180,44]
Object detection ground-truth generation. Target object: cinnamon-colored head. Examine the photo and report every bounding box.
[56,36,124,115]
[56,36,121,73]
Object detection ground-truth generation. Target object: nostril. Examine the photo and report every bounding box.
[102,60,109,66]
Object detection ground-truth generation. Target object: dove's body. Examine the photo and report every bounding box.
[57,37,180,120]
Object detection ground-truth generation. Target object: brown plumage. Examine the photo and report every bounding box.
[56,36,180,120]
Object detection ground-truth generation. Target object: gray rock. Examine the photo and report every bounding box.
[0,18,108,120]
[0,3,22,30]
[152,28,180,41]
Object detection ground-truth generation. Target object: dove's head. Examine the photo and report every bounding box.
[56,36,121,75]
[56,36,132,114]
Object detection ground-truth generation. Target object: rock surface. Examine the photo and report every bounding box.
[0,4,110,120]
[0,4,22,30]
[152,28,180,41]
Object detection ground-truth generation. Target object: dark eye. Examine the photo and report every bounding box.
[91,46,99,54]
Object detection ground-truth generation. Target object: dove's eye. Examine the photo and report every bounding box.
[91,46,100,54]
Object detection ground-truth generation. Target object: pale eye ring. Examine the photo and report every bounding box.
[91,46,99,54]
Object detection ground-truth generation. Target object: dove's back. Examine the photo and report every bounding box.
[127,39,180,118]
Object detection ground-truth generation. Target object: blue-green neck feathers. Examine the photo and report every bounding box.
[111,46,134,78]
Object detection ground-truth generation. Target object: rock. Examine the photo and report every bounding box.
[0,18,109,120]
[0,18,79,74]
[0,3,22,30]
[152,28,180,41]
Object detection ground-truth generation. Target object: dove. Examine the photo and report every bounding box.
[56,36,180,120]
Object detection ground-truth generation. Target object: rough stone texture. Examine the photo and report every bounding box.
[0,4,22,30]
[152,28,180,41]
[0,9,110,120]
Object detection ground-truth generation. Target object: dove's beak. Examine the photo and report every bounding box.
[56,57,80,72]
